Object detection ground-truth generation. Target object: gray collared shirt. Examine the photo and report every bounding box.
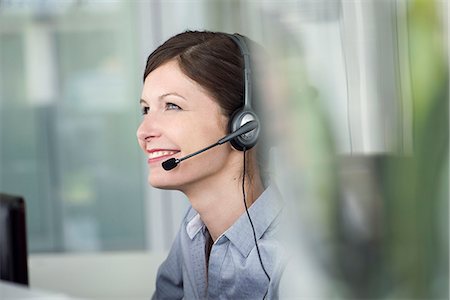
[152,185,284,300]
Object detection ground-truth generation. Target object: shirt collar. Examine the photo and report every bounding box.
[224,184,283,257]
[186,210,204,239]
[185,184,283,257]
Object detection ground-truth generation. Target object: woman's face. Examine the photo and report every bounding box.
[137,59,239,191]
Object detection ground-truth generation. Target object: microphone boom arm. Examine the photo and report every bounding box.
[162,120,258,171]
[177,141,220,164]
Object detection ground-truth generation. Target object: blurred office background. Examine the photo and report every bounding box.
[0,0,448,299]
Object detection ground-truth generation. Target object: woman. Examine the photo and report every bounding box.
[137,31,283,299]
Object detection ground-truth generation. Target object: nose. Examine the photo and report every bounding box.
[136,114,161,143]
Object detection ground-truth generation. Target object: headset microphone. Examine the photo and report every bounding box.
[162,120,258,171]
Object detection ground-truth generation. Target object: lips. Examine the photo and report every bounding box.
[147,149,180,164]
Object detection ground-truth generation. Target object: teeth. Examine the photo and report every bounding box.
[148,151,177,159]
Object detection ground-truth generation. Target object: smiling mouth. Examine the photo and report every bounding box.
[147,150,179,162]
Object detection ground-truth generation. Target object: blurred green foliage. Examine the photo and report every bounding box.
[382,0,448,298]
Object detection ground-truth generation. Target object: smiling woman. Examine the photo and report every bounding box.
[136,30,284,299]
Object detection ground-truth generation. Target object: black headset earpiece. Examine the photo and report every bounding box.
[229,107,260,151]
[228,33,260,151]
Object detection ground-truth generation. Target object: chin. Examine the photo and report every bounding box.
[148,173,182,190]
[149,182,180,190]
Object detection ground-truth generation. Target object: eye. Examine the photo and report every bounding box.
[166,102,182,111]
[141,106,150,115]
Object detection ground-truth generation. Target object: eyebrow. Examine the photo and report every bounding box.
[159,92,187,101]
[139,92,187,105]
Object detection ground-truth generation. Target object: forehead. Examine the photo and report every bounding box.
[141,60,209,101]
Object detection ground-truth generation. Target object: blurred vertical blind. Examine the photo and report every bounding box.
[0,1,145,252]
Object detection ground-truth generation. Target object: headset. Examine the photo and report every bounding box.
[227,33,260,151]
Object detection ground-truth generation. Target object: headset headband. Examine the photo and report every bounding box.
[229,34,252,109]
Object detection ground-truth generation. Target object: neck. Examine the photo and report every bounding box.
[183,168,264,241]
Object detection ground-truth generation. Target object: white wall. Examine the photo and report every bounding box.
[29,251,166,300]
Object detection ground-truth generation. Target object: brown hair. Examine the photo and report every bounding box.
[144,31,244,117]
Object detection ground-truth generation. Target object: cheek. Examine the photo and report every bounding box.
[180,117,226,150]
[199,115,228,140]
